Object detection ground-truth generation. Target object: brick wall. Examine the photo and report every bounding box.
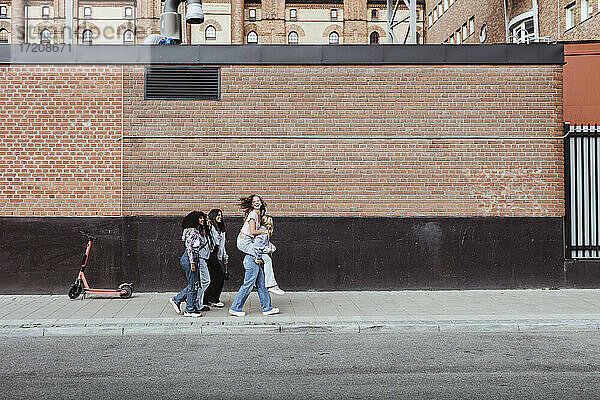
[122,64,563,217]
[538,0,600,41]
[0,65,122,216]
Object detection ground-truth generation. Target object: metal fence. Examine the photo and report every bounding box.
[565,122,600,259]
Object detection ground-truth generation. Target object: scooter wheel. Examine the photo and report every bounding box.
[119,284,133,299]
[68,283,82,299]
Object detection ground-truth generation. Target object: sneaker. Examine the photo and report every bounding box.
[262,307,280,316]
[268,286,286,295]
[210,301,225,308]
[228,309,246,317]
[198,305,211,312]
[169,298,182,314]
[183,310,202,318]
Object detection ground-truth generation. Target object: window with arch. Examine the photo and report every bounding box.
[328,31,339,44]
[123,29,134,43]
[205,25,216,40]
[369,31,379,44]
[0,6,7,18]
[40,28,51,43]
[249,8,256,21]
[125,7,133,19]
[288,31,298,44]
[0,28,8,43]
[247,30,258,44]
[42,6,50,18]
[82,29,93,43]
[371,9,378,21]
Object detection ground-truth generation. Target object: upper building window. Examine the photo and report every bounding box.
[290,8,297,21]
[247,30,258,44]
[433,8,438,21]
[125,7,133,19]
[469,16,475,35]
[449,34,455,44]
[288,31,298,44]
[123,29,134,43]
[369,31,379,44]
[511,17,534,42]
[331,9,338,22]
[82,29,92,43]
[249,8,256,21]
[449,0,454,4]
[329,31,339,44]
[455,28,461,43]
[42,6,50,19]
[444,0,449,11]
[0,6,7,18]
[205,25,216,40]
[581,0,593,20]
[83,7,92,18]
[371,9,378,21]
[0,28,8,43]
[428,14,432,27]
[462,22,468,39]
[565,2,576,30]
[40,28,51,43]
[437,3,442,16]
[479,23,487,42]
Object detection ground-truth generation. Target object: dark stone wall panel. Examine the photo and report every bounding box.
[0,216,565,294]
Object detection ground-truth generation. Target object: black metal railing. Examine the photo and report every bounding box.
[564,122,600,259]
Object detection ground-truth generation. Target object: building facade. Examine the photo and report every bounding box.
[425,0,600,44]
[0,0,424,45]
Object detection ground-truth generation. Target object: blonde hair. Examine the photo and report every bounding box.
[262,215,274,235]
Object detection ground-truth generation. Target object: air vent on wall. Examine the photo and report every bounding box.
[144,66,220,100]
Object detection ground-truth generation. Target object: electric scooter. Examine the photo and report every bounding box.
[68,232,133,299]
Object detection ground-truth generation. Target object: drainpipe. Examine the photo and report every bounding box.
[503,0,509,42]
[159,0,204,43]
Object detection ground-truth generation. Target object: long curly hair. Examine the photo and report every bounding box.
[181,211,201,229]
[239,194,267,219]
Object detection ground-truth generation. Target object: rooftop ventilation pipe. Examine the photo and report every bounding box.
[159,0,204,43]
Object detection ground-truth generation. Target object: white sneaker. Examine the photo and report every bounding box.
[268,286,285,295]
[262,307,280,316]
[210,301,225,308]
[183,310,202,318]
[228,309,246,317]
[169,298,182,314]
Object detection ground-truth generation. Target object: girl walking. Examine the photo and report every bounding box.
[202,208,229,308]
[229,194,279,317]
[169,211,211,317]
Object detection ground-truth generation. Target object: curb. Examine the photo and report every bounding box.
[2,319,599,337]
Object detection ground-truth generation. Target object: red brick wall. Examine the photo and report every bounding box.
[0,66,122,216]
[122,64,563,217]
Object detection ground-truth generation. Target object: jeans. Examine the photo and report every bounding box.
[262,253,278,288]
[173,252,199,313]
[203,247,224,304]
[194,257,211,309]
[230,254,273,313]
[237,233,254,255]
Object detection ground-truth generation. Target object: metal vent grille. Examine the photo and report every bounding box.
[144,66,220,100]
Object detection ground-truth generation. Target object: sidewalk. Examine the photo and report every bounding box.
[1,289,599,337]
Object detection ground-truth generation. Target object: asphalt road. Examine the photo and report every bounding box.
[2,332,599,399]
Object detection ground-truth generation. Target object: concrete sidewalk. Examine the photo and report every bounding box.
[1,289,599,337]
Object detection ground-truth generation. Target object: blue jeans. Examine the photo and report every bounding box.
[230,254,273,313]
[194,257,211,309]
[173,252,199,313]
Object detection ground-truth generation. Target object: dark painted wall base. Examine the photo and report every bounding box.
[564,260,600,288]
[0,216,566,294]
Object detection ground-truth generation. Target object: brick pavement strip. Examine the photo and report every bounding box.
[0,290,599,336]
